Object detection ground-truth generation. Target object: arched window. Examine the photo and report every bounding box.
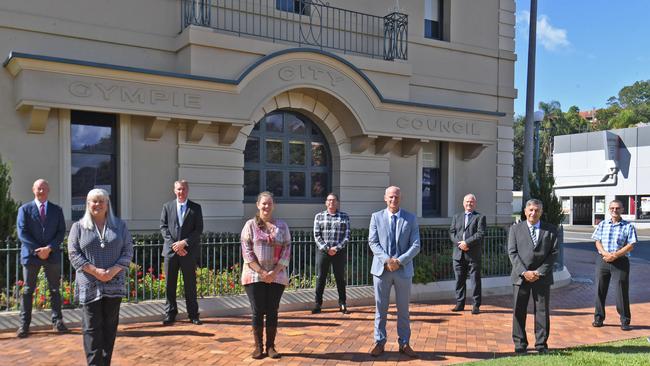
[244,111,331,202]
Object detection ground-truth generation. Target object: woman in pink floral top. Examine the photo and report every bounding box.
[240,191,291,359]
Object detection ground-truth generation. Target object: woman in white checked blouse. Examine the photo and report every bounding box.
[68,189,133,366]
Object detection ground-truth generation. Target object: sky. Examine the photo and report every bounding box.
[514,0,650,117]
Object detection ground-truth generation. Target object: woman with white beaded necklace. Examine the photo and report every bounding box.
[68,188,133,366]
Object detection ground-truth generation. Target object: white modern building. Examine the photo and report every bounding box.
[0,0,517,232]
[553,125,650,228]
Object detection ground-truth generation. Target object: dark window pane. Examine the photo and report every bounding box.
[422,167,440,217]
[289,172,305,197]
[266,139,283,164]
[286,114,306,134]
[253,123,260,131]
[71,124,113,153]
[311,142,327,166]
[265,114,283,133]
[289,141,305,165]
[244,170,260,197]
[311,172,327,198]
[244,138,260,163]
[424,19,441,39]
[276,0,309,15]
[71,153,114,220]
[266,171,283,197]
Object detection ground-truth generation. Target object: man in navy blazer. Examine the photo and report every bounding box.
[368,186,420,358]
[160,179,204,325]
[16,179,68,338]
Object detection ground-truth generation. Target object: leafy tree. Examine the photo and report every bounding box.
[513,115,525,191]
[617,80,650,108]
[0,154,20,240]
[524,151,564,226]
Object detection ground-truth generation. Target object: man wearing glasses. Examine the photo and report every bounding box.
[591,199,637,331]
[312,193,351,314]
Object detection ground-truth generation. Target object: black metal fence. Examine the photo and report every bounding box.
[0,226,531,311]
[181,0,408,60]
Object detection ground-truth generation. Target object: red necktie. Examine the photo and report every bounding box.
[39,203,46,224]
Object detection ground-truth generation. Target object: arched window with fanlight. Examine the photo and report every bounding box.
[244,111,331,202]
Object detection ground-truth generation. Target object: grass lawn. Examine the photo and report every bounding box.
[461,337,650,365]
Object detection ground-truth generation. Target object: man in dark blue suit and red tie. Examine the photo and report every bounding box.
[16,179,68,338]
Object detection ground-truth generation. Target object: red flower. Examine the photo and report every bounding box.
[229,281,235,289]
[15,280,24,287]
[147,267,154,273]
[63,299,70,305]
[39,295,46,303]
[137,271,143,278]
[159,273,165,280]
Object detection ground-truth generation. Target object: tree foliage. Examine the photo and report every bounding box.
[525,151,564,226]
[0,155,20,240]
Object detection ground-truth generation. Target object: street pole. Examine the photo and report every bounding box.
[522,0,538,204]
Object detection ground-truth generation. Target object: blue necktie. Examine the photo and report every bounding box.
[463,212,471,240]
[390,214,397,257]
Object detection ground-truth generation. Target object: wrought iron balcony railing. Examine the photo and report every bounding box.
[181,0,408,60]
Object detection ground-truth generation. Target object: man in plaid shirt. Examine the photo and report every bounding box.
[312,193,351,314]
[591,199,638,331]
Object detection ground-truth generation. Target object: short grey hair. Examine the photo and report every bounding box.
[525,198,543,209]
[464,193,477,201]
[79,188,117,230]
[385,186,401,196]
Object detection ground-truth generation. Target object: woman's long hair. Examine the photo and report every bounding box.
[254,191,274,229]
[79,188,117,230]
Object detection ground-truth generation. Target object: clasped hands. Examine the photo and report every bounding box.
[522,270,541,282]
[172,240,188,256]
[258,269,277,284]
[457,241,470,252]
[88,265,121,283]
[601,251,619,263]
[385,257,401,272]
[34,246,52,260]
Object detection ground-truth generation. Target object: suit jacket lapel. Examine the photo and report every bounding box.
[464,212,476,232]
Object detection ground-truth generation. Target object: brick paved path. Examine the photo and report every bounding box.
[1,245,648,365]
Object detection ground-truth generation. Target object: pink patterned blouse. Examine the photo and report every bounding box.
[240,218,292,286]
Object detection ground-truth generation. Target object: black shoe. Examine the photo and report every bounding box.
[311,305,322,314]
[536,348,549,354]
[162,315,176,326]
[471,306,480,315]
[16,326,29,338]
[339,304,349,314]
[191,318,203,325]
[514,348,527,355]
[621,323,632,331]
[54,321,69,333]
[592,320,604,328]
[451,304,464,312]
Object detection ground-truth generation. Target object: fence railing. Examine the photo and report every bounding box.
[1,226,563,311]
[181,0,408,60]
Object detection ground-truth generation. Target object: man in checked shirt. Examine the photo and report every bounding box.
[591,199,638,331]
[312,193,351,314]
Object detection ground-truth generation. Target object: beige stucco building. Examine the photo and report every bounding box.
[0,0,516,232]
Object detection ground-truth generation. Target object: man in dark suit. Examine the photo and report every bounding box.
[160,179,204,325]
[16,179,68,338]
[508,198,558,355]
[449,193,486,314]
[368,186,420,358]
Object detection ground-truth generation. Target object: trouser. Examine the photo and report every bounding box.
[595,255,631,325]
[164,255,199,319]
[20,262,63,327]
[512,282,550,351]
[82,297,122,366]
[314,249,347,305]
[244,282,285,328]
[373,270,412,346]
[453,255,482,307]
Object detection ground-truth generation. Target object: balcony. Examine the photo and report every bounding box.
[181,0,408,60]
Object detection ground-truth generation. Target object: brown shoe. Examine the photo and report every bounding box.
[399,344,418,358]
[370,343,384,357]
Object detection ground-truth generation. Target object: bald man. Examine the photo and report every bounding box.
[16,179,68,338]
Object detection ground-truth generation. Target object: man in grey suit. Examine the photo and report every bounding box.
[160,179,204,325]
[449,193,486,314]
[508,199,558,355]
[16,179,68,338]
[368,186,420,358]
